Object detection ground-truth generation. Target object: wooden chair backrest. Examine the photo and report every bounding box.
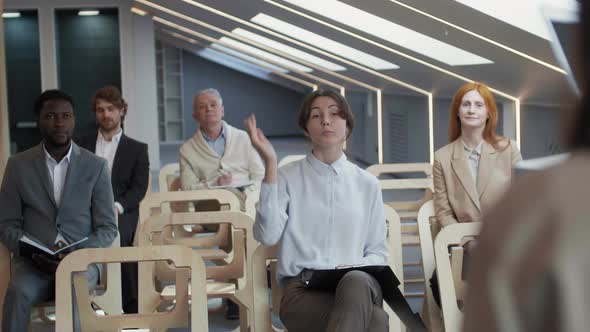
[55,245,208,332]
[434,222,482,332]
[366,163,433,213]
[137,211,257,319]
[158,163,180,193]
[416,200,443,331]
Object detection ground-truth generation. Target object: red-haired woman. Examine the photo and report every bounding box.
[430,82,522,305]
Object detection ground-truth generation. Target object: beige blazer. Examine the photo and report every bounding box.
[433,138,522,227]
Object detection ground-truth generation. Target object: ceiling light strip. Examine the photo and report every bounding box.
[163,30,318,89]
[153,16,345,92]
[174,0,427,95]
[266,0,521,148]
[233,28,347,71]
[264,0,514,97]
[387,0,566,74]
[141,2,378,92]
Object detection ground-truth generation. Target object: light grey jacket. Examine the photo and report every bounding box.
[0,143,118,252]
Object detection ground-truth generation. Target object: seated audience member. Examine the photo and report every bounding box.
[463,3,590,331]
[179,88,264,319]
[246,90,390,332]
[430,82,522,305]
[0,90,118,332]
[179,88,264,205]
[77,85,150,314]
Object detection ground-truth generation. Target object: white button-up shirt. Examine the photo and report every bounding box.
[463,140,483,184]
[95,129,124,214]
[254,153,389,284]
[44,144,72,244]
[96,129,122,172]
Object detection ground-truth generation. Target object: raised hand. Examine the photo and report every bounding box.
[245,114,277,164]
[246,114,278,183]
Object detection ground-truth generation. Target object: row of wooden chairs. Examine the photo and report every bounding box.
[367,161,482,332]
[417,200,482,332]
[53,198,408,331]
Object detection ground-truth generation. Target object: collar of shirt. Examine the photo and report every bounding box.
[43,142,73,165]
[201,121,226,143]
[306,151,347,176]
[97,128,123,144]
[462,139,483,157]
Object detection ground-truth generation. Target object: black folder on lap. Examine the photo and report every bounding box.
[305,265,426,331]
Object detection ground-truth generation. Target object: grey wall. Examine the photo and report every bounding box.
[520,104,563,158]
[347,91,377,164]
[181,51,306,138]
[55,8,121,137]
[382,93,430,163]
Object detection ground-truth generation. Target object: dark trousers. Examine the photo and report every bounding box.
[119,213,138,314]
[280,270,389,332]
[2,256,99,332]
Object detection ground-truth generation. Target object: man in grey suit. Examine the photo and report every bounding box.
[0,89,118,332]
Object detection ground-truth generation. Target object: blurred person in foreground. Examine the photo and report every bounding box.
[463,2,590,331]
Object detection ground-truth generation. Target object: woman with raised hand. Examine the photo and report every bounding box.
[246,90,389,332]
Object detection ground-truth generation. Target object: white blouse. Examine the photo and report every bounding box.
[254,153,389,283]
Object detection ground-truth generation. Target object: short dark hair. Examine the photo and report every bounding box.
[92,85,127,113]
[33,89,74,117]
[297,89,354,138]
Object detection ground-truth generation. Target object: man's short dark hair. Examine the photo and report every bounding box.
[92,85,127,113]
[33,89,75,117]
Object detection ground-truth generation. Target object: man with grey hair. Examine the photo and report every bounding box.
[179,88,263,319]
[179,88,264,196]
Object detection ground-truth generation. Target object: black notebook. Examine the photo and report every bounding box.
[19,234,88,259]
[305,265,426,331]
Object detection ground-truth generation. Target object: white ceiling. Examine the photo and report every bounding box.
[137,0,578,104]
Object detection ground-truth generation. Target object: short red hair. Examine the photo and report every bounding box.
[448,82,506,149]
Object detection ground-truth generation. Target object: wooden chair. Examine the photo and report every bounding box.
[383,205,406,332]
[91,210,123,316]
[158,163,180,193]
[366,163,433,243]
[367,163,433,298]
[252,204,406,332]
[416,200,443,332]
[56,245,208,332]
[158,163,194,216]
[135,190,241,247]
[434,222,482,332]
[137,211,257,331]
[278,155,306,168]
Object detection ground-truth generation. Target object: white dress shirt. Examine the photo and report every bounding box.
[255,153,389,284]
[95,129,124,214]
[43,144,72,244]
[463,140,483,184]
[96,129,122,172]
[201,122,226,157]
